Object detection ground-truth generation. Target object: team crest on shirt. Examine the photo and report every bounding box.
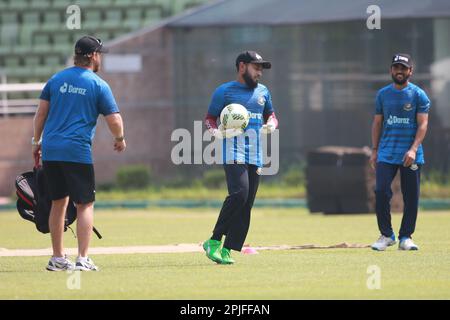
[257,96,266,106]
[403,103,413,111]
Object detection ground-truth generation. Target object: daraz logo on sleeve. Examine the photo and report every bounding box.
[59,82,87,95]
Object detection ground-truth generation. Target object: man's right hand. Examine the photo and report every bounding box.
[32,144,41,167]
[369,149,377,169]
[212,124,244,139]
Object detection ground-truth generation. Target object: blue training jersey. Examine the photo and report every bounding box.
[40,66,119,164]
[375,82,431,165]
[207,81,275,167]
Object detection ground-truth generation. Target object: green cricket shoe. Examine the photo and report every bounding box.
[203,239,223,263]
[220,247,235,265]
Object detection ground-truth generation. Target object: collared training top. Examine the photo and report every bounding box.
[375,82,430,165]
[207,81,275,167]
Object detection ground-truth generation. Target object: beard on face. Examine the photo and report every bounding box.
[391,66,411,86]
[391,70,410,85]
[243,69,258,89]
[93,60,100,73]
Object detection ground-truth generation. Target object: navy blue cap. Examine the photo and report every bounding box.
[236,51,271,69]
[392,53,412,68]
[75,36,108,55]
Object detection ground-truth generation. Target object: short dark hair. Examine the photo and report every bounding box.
[73,53,92,67]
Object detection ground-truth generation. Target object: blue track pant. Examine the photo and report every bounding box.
[375,162,421,239]
[212,164,260,251]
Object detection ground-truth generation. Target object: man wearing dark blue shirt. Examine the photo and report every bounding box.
[370,53,430,251]
[33,36,126,271]
[203,51,278,264]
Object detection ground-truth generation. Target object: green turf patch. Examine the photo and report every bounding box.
[1,208,449,299]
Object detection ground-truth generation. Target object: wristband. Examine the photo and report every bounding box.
[115,136,125,142]
[31,137,41,146]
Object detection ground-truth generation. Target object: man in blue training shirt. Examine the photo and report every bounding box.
[33,36,126,271]
[370,53,430,251]
[203,51,278,264]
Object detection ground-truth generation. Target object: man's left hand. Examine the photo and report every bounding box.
[403,149,416,167]
[261,124,275,134]
[114,139,126,152]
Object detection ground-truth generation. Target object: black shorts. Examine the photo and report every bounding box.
[43,161,95,204]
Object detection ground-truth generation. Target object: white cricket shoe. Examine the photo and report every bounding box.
[371,234,396,251]
[46,255,75,271]
[75,257,99,271]
[398,238,419,251]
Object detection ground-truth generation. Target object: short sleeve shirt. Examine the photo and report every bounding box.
[40,66,119,164]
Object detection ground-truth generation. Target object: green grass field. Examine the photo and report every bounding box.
[1,208,449,299]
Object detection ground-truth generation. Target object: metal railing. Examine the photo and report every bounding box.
[0,73,44,116]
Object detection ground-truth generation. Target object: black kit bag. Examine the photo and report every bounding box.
[15,166,102,239]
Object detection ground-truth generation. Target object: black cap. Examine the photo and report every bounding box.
[75,36,108,55]
[391,53,412,68]
[236,51,271,69]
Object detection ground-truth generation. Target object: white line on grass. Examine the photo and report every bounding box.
[0,242,370,257]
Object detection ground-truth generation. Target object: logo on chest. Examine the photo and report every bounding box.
[257,95,266,106]
[403,103,413,111]
[387,115,410,125]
